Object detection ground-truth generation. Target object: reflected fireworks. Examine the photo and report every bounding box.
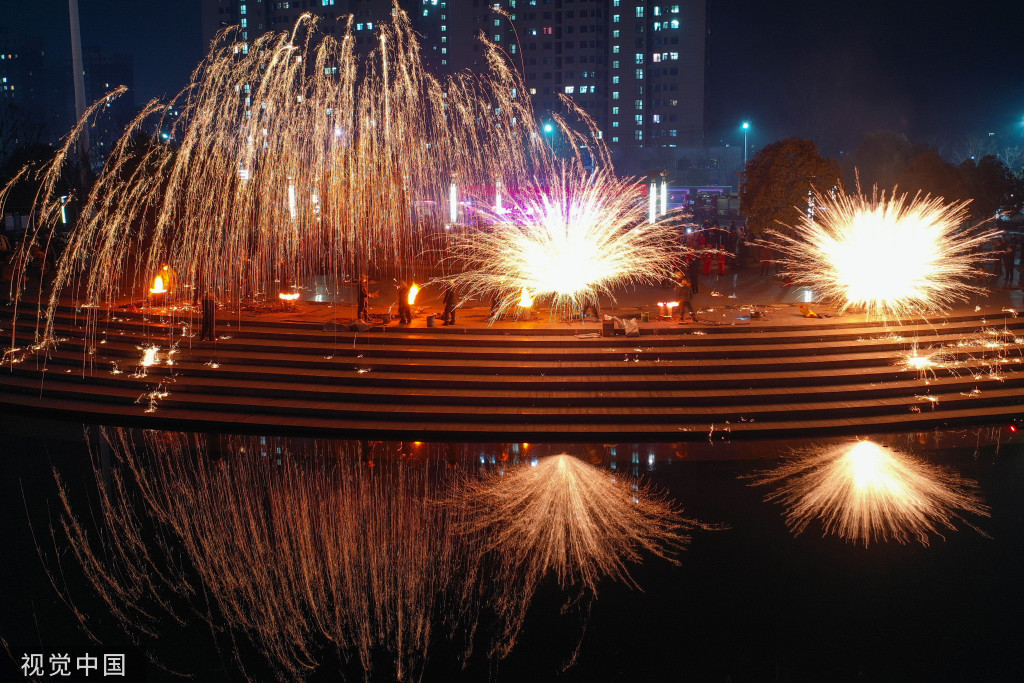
[455,453,708,658]
[753,440,989,547]
[769,188,997,319]
[48,435,696,679]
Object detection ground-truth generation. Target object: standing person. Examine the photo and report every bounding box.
[200,290,216,341]
[441,282,457,325]
[675,271,699,323]
[397,280,412,324]
[760,244,773,276]
[717,251,727,282]
[687,252,701,294]
[702,250,712,283]
[581,298,600,320]
[1002,241,1016,288]
[357,275,378,322]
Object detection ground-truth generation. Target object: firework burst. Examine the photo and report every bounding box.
[454,453,708,658]
[769,188,998,319]
[752,440,989,547]
[445,169,681,321]
[4,9,612,354]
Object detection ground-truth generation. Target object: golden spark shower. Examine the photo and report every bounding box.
[752,440,989,547]
[769,188,998,319]
[45,435,701,680]
[444,169,681,320]
[3,8,670,346]
[454,453,710,659]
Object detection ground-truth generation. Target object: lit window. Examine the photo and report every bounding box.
[635,130,643,140]
[612,14,619,22]
[322,0,334,5]
[579,86,588,93]
[652,114,661,123]
[670,52,679,60]
[612,91,619,100]
[613,45,620,53]
[241,18,247,27]
[240,4,247,15]
[564,86,574,93]
[612,60,620,69]
[671,5,680,13]
[612,29,620,38]
[652,53,660,62]
[635,53,643,65]
[529,87,537,94]
[634,99,643,109]
[612,75,619,84]
[612,106,619,114]
[494,34,501,41]
[671,19,679,29]
[636,7,644,17]
[612,121,619,127]
[543,26,553,34]
[635,68,644,79]
[494,19,501,26]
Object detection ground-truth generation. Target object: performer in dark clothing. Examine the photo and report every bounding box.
[200,291,216,340]
[358,276,371,321]
[687,253,700,294]
[397,281,412,324]
[581,299,600,320]
[441,284,457,325]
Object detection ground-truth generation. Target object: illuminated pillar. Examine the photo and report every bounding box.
[648,182,657,224]
[660,177,667,217]
[449,182,458,223]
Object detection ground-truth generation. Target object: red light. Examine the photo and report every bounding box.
[1010,425,1018,433]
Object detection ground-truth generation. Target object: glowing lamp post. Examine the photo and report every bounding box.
[741,121,750,165]
[648,182,657,224]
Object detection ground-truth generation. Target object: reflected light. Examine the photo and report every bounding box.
[753,440,989,546]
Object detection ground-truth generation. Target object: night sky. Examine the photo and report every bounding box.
[3,0,1022,156]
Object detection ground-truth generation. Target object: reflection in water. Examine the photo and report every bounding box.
[455,453,711,661]
[753,440,989,547]
[51,433,695,680]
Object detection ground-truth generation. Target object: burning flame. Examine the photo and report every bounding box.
[278,291,300,301]
[407,283,419,306]
[518,288,534,307]
[149,275,166,295]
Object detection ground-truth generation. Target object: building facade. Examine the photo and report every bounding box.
[200,0,711,178]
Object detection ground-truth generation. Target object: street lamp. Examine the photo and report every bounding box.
[741,121,750,165]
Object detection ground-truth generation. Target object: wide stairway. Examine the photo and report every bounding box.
[2,305,1023,439]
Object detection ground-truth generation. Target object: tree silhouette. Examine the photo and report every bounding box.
[740,138,842,237]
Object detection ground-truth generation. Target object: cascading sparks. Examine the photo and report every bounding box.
[752,440,989,547]
[768,188,998,319]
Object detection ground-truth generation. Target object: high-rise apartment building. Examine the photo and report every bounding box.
[199,1,710,177]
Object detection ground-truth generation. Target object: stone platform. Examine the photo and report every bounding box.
[2,278,1023,440]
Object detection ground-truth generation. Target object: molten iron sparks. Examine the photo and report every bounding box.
[769,188,997,319]
[454,453,709,658]
[445,169,683,321]
[752,440,989,546]
[6,9,612,352]
[277,291,300,301]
